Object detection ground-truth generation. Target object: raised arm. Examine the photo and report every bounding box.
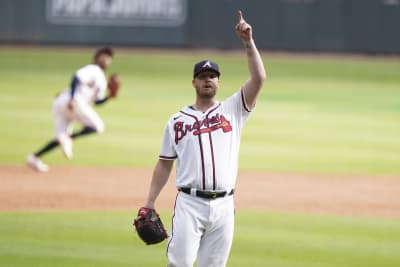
[235,10,266,109]
[144,159,174,209]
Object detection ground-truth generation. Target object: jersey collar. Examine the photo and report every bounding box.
[185,101,220,115]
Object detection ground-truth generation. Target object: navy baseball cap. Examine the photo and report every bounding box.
[193,60,220,78]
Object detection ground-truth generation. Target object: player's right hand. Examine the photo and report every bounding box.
[235,10,252,43]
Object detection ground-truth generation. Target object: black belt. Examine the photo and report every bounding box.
[179,188,234,200]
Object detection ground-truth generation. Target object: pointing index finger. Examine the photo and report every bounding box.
[238,10,244,23]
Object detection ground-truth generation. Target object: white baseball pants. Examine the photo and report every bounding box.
[53,93,104,137]
[167,192,235,267]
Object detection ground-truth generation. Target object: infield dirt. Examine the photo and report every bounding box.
[1,165,399,218]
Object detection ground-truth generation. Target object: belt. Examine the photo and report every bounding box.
[179,188,234,200]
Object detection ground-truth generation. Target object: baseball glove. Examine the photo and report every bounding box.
[108,73,121,98]
[133,207,168,245]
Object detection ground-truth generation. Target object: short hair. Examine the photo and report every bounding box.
[94,47,113,59]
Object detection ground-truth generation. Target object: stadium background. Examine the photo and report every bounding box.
[1,0,400,53]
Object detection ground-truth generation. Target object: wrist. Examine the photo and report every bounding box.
[243,39,254,49]
[144,200,155,209]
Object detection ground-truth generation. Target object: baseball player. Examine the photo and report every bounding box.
[27,47,116,172]
[140,11,266,267]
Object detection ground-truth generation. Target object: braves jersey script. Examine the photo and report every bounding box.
[69,64,107,104]
[159,89,252,191]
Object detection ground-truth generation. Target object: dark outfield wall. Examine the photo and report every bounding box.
[1,0,399,54]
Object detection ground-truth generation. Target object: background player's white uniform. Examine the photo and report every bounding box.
[160,89,252,267]
[26,47,114,172]
[53,64,107,138]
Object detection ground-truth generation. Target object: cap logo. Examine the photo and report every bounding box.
[202,61,212,68]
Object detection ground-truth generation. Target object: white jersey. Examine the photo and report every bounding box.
[69,64,107,104]
[159,89,252,191]
[53,64,107,136]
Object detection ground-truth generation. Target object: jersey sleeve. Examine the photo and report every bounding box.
[240,88,255,113]
[223,89,253,128]
[159,121,177,160]
[75,65,95,84]
[75,65,107,101]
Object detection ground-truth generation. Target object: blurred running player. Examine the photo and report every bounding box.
[27,47,115,172]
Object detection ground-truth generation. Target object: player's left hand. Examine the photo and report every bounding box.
[235,10,252,43]
[133,207,168,245]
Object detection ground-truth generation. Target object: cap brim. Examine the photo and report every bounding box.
[193,69,220,78]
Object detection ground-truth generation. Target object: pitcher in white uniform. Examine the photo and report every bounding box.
[141,11,266,267]
[27,47,115,172]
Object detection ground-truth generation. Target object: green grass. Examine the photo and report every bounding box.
[0,211,399,267]
[1,48,399,267]
[0,47,399,174]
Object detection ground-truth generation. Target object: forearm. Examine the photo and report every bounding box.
[241,39,266,108]
[145,159,173,209]
[244,39,266,86]
[235,10,267,108]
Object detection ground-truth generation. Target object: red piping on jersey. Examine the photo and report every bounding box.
[159,155,177,160]
[208,132,216,190]
[166,192,180,257]
[205,104,221,191]
[179,110,206,190]
[241,89,252,112]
